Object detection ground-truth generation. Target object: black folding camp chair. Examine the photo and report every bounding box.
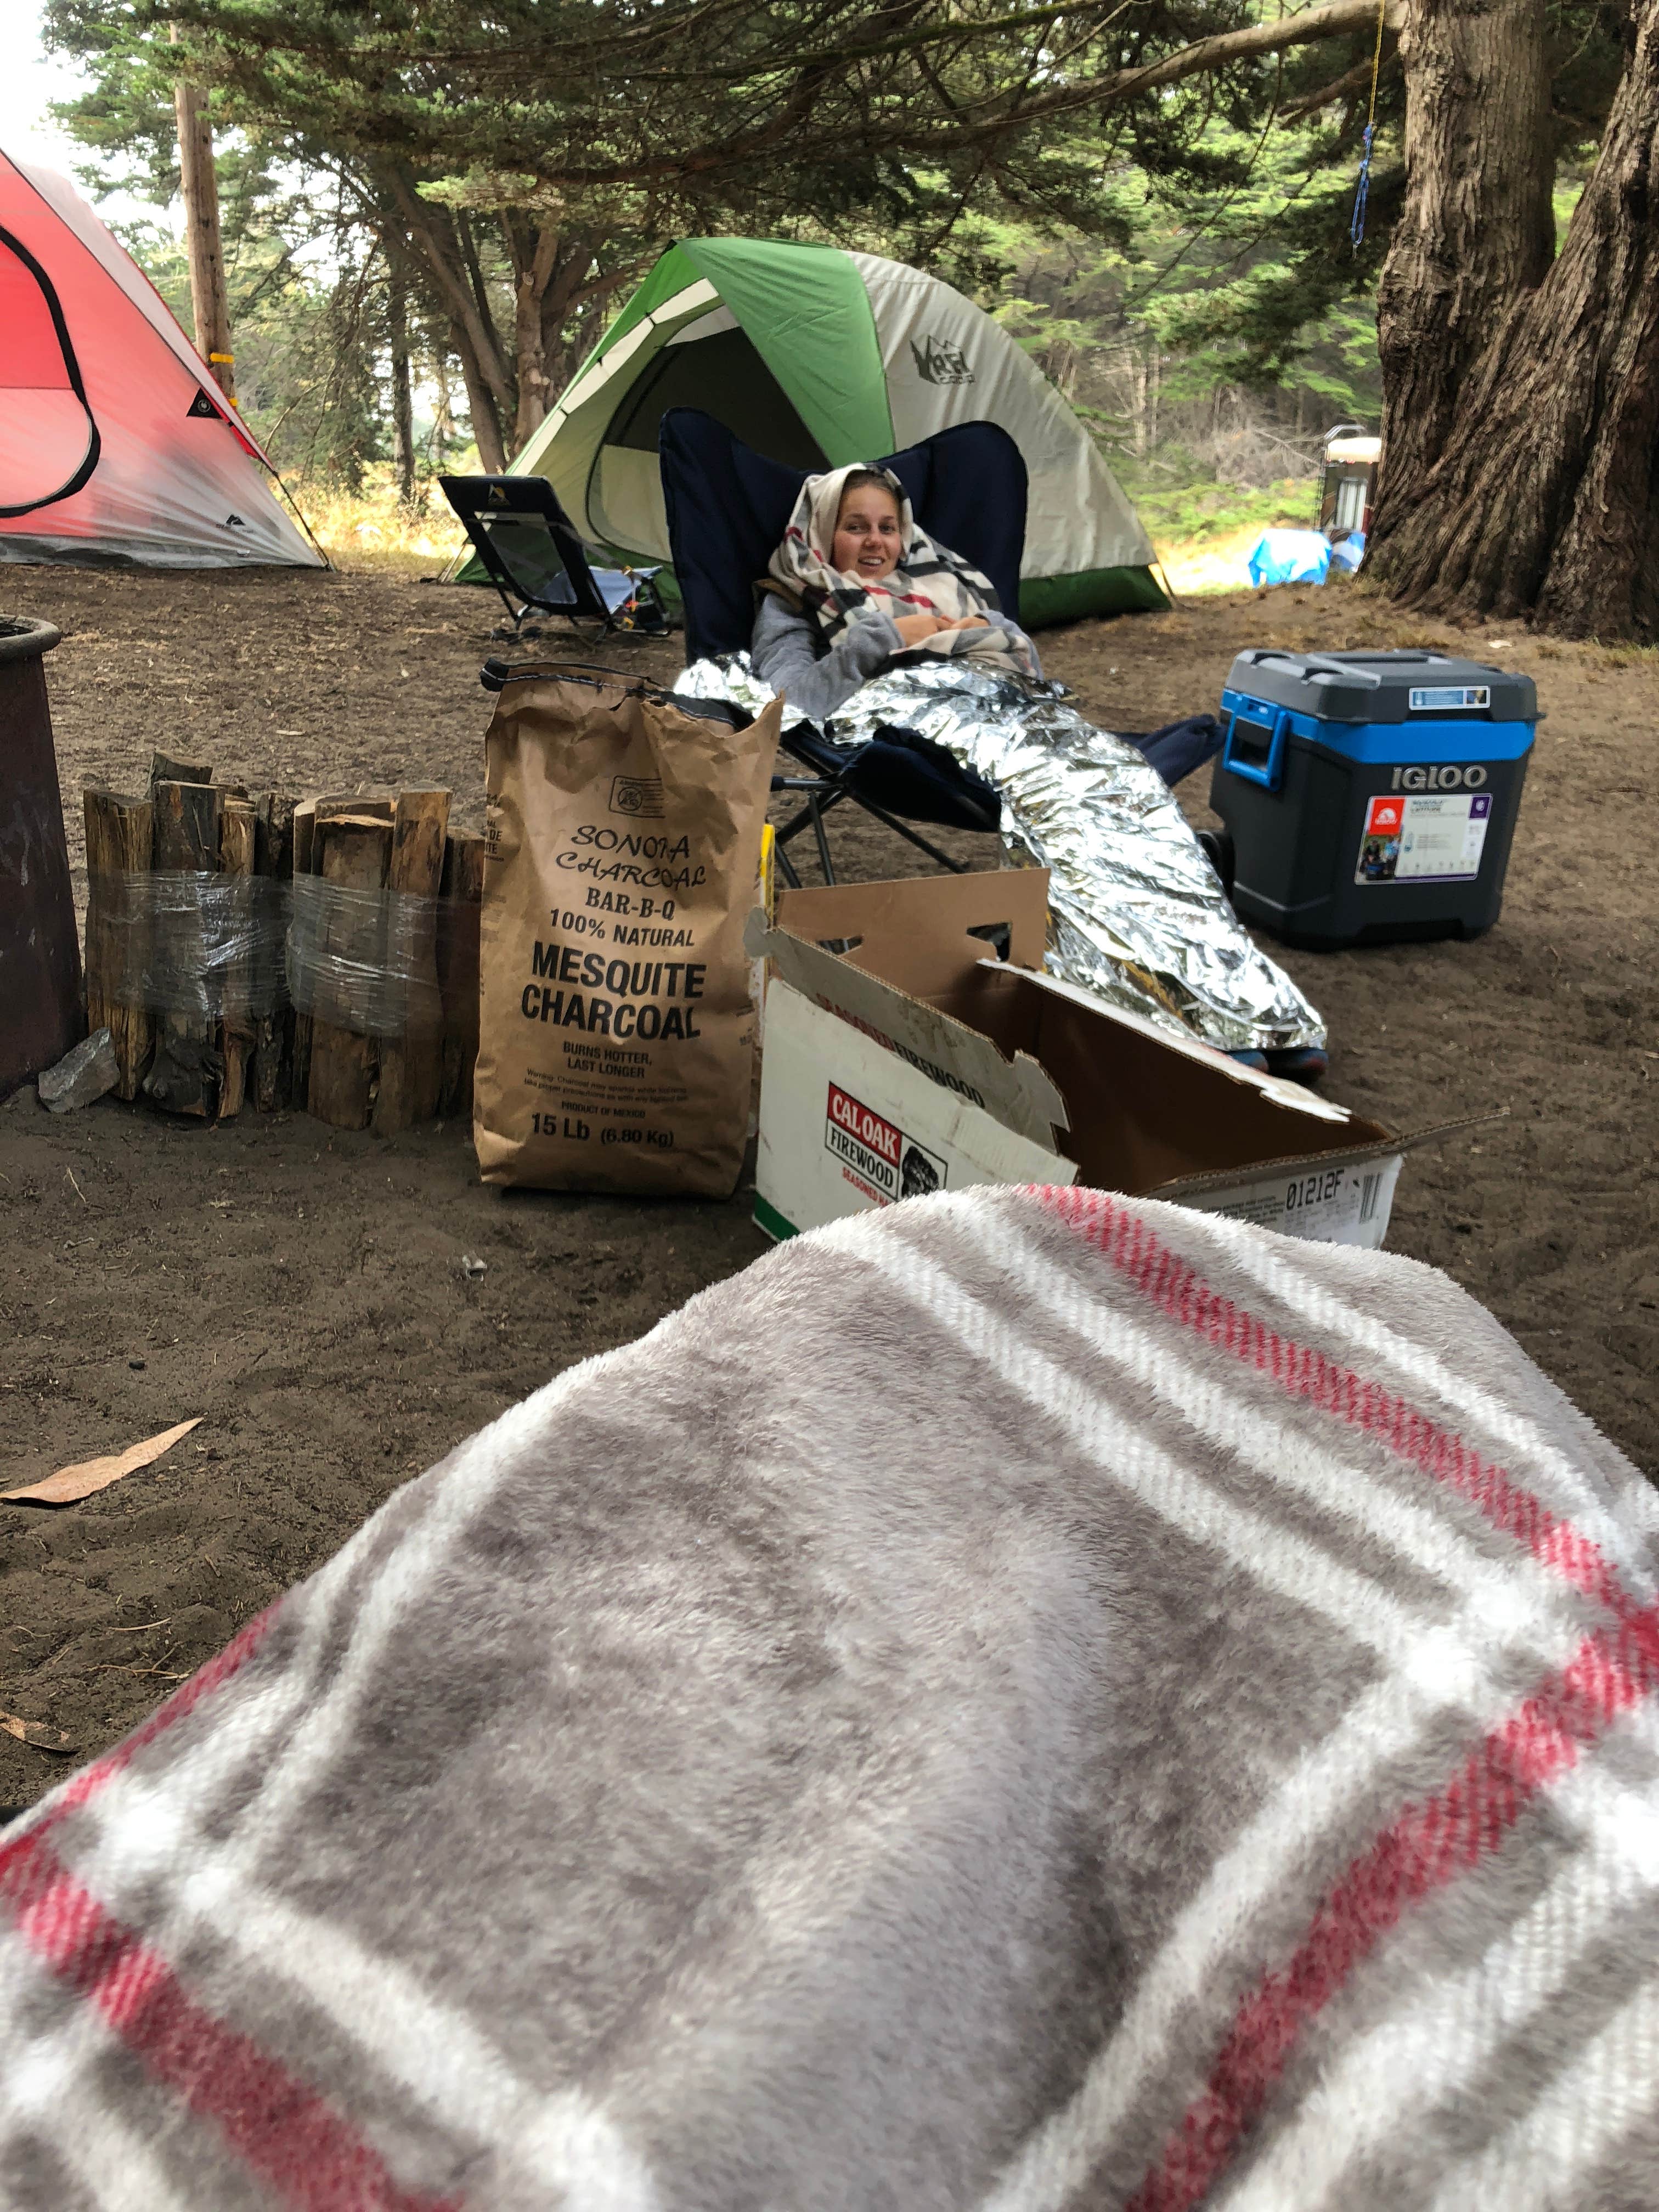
[656,409,1225,889]
[439,473,671,644]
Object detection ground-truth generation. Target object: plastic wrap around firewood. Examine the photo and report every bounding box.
[285,877,448,1039]
[84,871,477,1043]
[85,871,290,1019]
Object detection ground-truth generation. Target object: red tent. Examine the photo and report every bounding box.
[0,149,321,568]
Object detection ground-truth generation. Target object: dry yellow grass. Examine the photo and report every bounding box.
[293,467,1289,596]
[300,472,1640,654]
[288,474,469,578]
[1153,524,1268,599]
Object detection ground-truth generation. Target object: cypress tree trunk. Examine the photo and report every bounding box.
[509,218,561,452]
[387,259,416,506]
[381,168,515,470]
[1369,0,1554,523]
[431,355,454,471]
[449,318,507,475]
[171,29,235,403]
[1369,0,1659,636]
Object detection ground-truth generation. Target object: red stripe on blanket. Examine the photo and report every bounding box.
[1040,1186,1649,1633]
[61,1604,280,1823]
[0,1606,409,2206]
[1125,1607,1659,2212]
[1035,1186,1659,2209]
[1,1826,461,2212]
[0,1606,279,1886]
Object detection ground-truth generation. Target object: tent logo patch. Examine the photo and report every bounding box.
[909,335,974,386]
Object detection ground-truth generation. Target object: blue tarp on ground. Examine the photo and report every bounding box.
[1247,529,1332,588]
[1245,528,1366,588]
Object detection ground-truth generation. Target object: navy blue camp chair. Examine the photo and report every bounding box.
[657,408,1224,887]
[660,409,1014,883]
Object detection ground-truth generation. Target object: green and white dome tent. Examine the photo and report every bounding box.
[459,237,1167,626]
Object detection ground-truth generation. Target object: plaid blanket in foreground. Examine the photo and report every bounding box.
[3,1186,1657,2211]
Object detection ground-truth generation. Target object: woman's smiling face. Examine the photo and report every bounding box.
[831,483,902,582]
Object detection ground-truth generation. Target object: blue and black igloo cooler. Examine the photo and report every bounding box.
[1209,649,1537,950]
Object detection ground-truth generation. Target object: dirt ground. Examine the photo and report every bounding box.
[3,561,1655,1810]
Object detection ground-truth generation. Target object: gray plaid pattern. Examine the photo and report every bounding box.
[2,1187,1655,2211]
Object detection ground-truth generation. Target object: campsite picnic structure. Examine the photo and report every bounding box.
[449,236,1168,627]
[0,149,318,570]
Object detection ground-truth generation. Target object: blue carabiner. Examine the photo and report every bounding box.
[1350,122,1375,249]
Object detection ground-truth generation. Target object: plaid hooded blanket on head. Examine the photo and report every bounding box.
[3,1186,1658,2212]
[765,460,1037,678]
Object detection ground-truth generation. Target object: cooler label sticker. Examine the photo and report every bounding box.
[825,1082,947,1205]
[1408,684,1491,711]
[1357,792,1492,884]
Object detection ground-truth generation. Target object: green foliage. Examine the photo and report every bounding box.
[1128,475,1316,546]
[49,0,1266,239]
[1545,2,1628,160]
[977,112,1388,503]
[119,215,387,482]
[40,0,1624,515]
[973,0,1621,511]
[50,0,1340,479]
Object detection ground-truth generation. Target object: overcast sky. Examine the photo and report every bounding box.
[2,2,151,218]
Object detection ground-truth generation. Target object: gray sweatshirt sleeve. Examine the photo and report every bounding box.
[750,592,1043,719]
[750,595,904,725]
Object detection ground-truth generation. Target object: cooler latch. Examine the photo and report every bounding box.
[1222,701,1289,792]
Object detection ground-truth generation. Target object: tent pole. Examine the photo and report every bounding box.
[171,27,235,405]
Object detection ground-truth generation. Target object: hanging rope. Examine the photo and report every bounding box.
[1350,0,1389,250]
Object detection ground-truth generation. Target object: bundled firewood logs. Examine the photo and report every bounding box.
[82,755,483,1130]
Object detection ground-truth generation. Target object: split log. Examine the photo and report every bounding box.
[291,799,317,1107]
[306,813,391,1130]
[436,831,484,1121]
[292,801,318,877]
[149,750,213,791]
[315,794,394,827]
[252,794,295,1110]
[216,795,256,1119]
[373,787,450,1133]
[144,778,222,1118]
[82,788,153,1102]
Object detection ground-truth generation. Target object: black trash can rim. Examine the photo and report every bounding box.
[0,617,62,664]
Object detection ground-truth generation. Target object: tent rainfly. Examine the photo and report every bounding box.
[485,238,1166,626]
[0,149,320,569]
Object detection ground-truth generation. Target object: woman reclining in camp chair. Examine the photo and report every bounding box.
[730,458,1326,1077]
[751,464,1043,725]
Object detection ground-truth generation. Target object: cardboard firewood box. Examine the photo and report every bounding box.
[746,868,1441,1248]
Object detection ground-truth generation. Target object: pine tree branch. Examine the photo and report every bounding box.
[517,0,1407,188]
[905,0,1408,149]
[611,0,1141,81]
[1278,49,1393,122]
